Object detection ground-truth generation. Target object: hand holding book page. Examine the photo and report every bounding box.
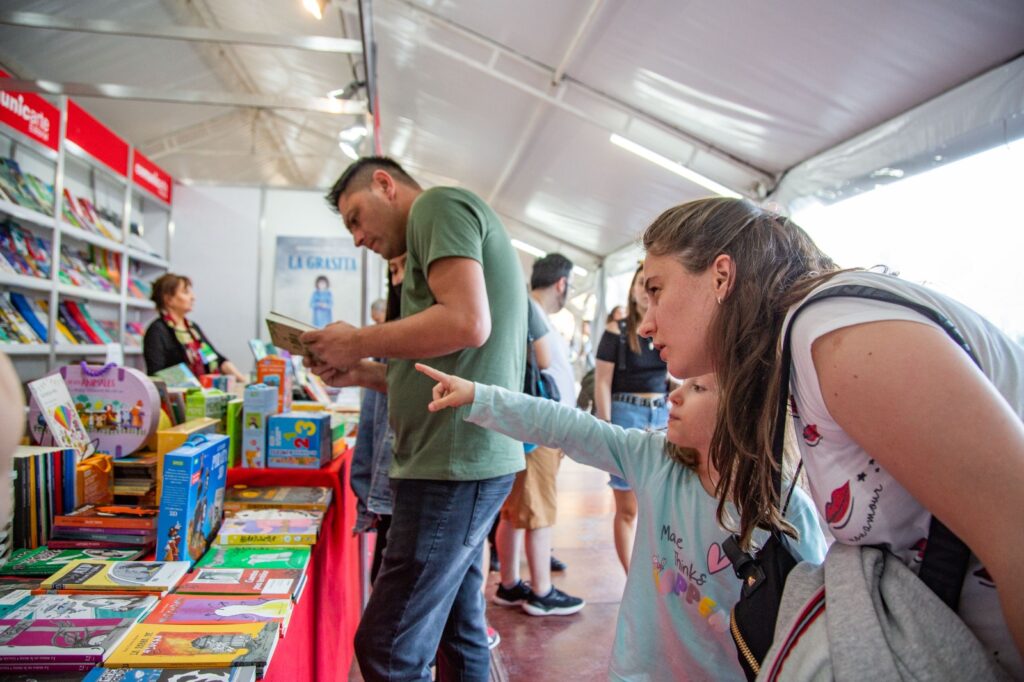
[299,319,363,370]
[414,363,477,411]
[265,311,325,364]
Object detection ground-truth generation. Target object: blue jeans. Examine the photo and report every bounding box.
[354,474,515,681]
[608,399,668,491]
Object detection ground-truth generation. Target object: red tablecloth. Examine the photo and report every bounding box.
[226,451,360,681]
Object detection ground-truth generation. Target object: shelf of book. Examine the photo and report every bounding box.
[126,296,155,309]
[58,220,125,253]
[127,247,169,269]
[0,197,56,230]
[54,343,108,355]
[0,271,52,293]
[0,342,49,355]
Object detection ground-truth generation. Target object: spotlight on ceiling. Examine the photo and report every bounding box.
[338,124,369,160]
[303,0,326,20]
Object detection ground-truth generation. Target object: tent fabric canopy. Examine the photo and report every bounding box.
[1,0,1021,269]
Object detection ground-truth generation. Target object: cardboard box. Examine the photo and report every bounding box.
[267,412,331,469]
[154,417,219,500]
[185,388,229,426]
[155,442,207,566]
[224,398,243,468]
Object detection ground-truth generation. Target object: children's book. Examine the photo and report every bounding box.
[0,547,144,576]
[83,667,259,681]
[224,486,332,512]
[0,589,30,617]
[4,594,158,621]
[144,594,293,635]
[175,568,303,600]
[196,546,311,572]
[265,311,318,359]
[54,505,159,530]
[215,518,319,546]
[104,622,279,675]
[0,618,135,671]
[40,561,190,595]
[26,373,91,457]
[225,508,324,522]
[154,363,202,389]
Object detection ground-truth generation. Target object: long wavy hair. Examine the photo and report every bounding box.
[625,264,645,354]
[642,198,840,548]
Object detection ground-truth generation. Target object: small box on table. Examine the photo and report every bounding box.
[267,412,331,469]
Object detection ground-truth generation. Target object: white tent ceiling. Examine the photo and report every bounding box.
[1,0,1022,272]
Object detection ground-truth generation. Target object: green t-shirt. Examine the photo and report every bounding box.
[387,187,527,480]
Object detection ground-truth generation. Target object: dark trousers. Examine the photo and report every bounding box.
[354,474,514,681]
[370,514,391,585]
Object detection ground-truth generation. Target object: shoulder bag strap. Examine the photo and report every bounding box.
[776,282,974,611]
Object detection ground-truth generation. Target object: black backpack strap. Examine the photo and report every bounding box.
[616,319,628,371]
[778,282,975,611]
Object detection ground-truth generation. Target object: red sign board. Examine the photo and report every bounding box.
[66,100,129,177]
[132,150,173,204]
[0,68,59,151]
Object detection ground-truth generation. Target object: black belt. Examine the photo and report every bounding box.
[612,393,666,408]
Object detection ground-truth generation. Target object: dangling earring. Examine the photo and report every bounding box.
[716,296,723,305]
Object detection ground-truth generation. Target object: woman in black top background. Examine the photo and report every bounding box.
[594,264,669,573]
[143,273,246,383]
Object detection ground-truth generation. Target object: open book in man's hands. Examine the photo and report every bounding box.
[266,312,318,359]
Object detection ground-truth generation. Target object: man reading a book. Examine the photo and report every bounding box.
[302,156,526,682]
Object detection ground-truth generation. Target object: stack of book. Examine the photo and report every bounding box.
[10,446,81,549]
[176,565,306,602]
[0,292,46,346]
[49,505,158,553]
[0,548,144,577]
[39,560,190,599]
[61,187,122,242]
[0,157,54,214]
[60,244,120,293]
[0,221,52,279]
[111,455,158,504]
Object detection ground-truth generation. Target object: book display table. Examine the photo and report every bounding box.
[226,450,359,681]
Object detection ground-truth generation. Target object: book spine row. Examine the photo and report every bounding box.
[12,448,77,550]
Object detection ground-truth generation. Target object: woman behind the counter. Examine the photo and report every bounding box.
[143,273,246,383]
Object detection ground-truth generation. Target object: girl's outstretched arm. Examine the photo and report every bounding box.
[415,363,666,483]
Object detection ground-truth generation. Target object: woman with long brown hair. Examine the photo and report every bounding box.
[595,263,670,572]
[637,197,1023,676]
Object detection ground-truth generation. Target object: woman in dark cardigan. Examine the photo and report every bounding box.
[143,273,246,382]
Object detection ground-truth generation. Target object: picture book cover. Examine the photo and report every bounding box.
[175,569,303,599]
[5,594,158,621]
[153,363,202,389]
[196,546,311,572]
[216,518,319,546]
[83,667,259,681]
[241,384,277,469]
[26,373,91,457]
[54,504,159,530]
[155,443,207,567]
[104,622,279,673]
[41,561,190,593]
[265,312,317,359]
[0,589,30,617]
[224,486,332,512]
[225,508,324,522]
[144,595,292,633]
[0,617,135,667]
[0,547,144,576]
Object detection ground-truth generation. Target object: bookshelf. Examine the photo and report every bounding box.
[0,88,173,378]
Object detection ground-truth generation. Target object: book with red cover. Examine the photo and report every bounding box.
[62,300,104,344]
[54,505,159,530]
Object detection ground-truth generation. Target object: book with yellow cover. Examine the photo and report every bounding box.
[104,621,279,674]
[40,560,190,595]
[215,518,319,546]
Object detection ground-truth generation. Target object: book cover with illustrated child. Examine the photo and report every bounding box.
[144,594,293,634]
[103,621,279,673]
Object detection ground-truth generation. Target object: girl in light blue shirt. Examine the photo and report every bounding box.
[416,363,826,681]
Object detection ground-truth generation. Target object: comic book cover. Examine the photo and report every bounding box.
[223,486,332,512]
[103,622,278,674]
[83,667,258,681]
[0,617,135,668]
[4,594,157,622]
[40,561,189,594]
[144,595,292,635]
[174,568,302,600]
[195,547,310,572]
[215,518,319,546]
[223,508,324,523]
[0,547,144,576]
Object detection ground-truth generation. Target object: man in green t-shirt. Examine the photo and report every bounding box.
[301,157,526,681]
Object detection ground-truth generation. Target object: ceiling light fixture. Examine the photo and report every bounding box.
[512,238,589,277]
[609,134,741,198]
[327,80,366,100]
[303,0,326,20]
[338,123,369,160]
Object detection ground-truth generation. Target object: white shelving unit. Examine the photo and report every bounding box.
[0,94,173,377]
